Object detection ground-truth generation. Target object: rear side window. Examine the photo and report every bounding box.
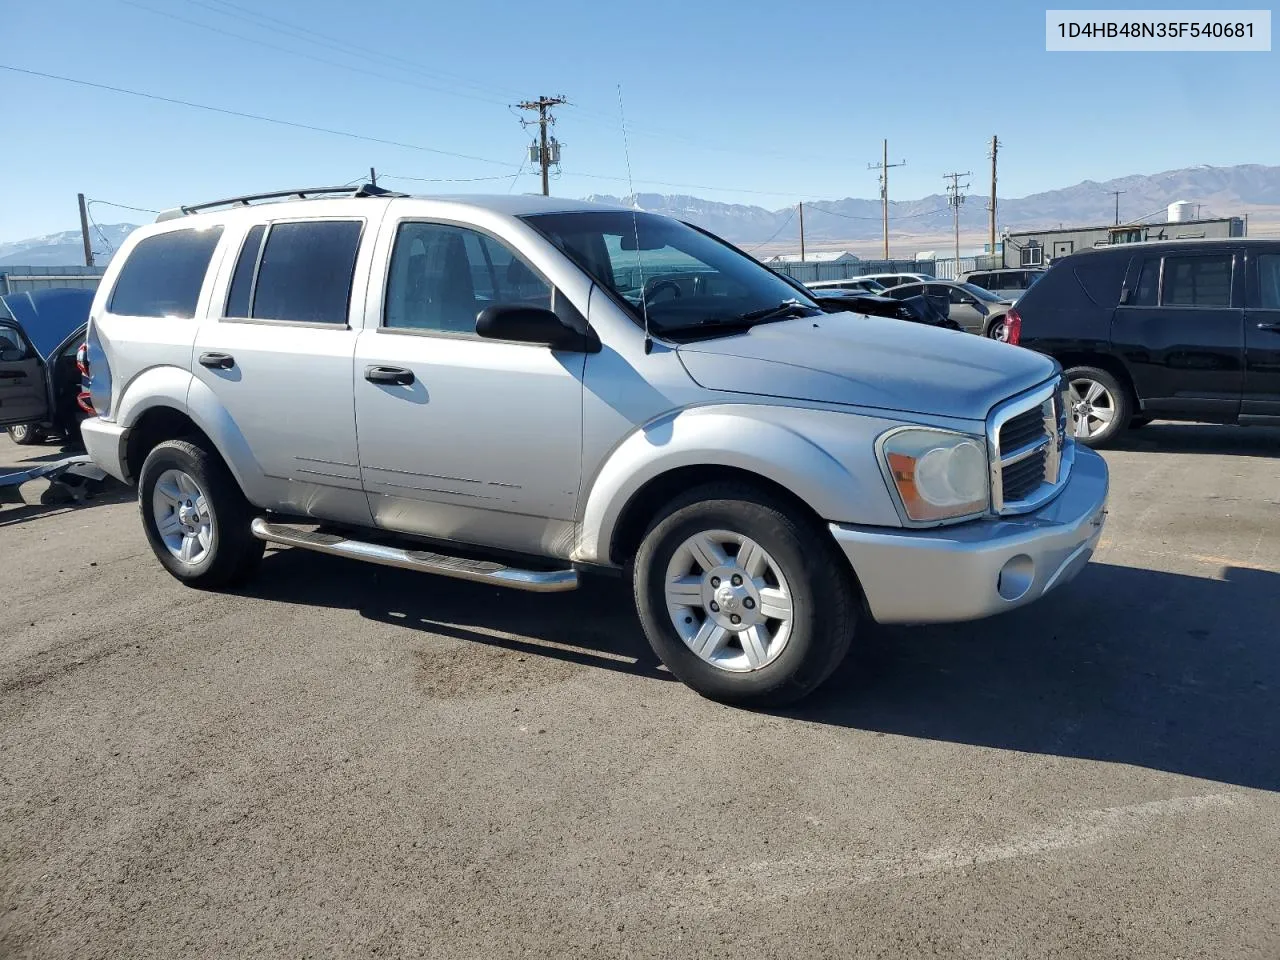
[1132,257,1161,306]
[1254,254,1280,309]
[1072,256,1129,307]
[249,221,363,324]
[108,227,223,318]
[1162,254,1233,307]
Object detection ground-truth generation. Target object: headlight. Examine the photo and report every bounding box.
[879,428,989,523]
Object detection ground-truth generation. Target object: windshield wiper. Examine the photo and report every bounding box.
[732,298,819,323]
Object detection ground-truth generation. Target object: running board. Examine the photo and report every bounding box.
[250,519,579,593]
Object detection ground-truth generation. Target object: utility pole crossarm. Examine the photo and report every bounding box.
[516,95,568,197]
[944,171,972,272]
[868,139,907,260]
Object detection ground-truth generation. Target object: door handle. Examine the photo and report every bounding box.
[198,352,235,369]
[364,365,415,386]
[1256,321,1280,332]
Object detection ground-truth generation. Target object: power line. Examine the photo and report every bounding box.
[187,0,526,104]
[0,64,521,168]
[745,209,797,253]
[805,205,950,222]
[86,198,160,215]
[117,0,518,110]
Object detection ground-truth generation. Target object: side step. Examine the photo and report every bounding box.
[250,519,579,593]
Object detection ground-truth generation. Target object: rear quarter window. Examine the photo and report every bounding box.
[108,227,224,319]
[1073,255,1130,308]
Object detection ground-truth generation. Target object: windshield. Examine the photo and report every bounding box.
[956,282,1006,303]
[522,210,819,334]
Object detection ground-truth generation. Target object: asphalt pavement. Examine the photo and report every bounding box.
[1,424,1278,959]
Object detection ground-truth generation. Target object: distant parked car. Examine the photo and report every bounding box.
[858,271,935,289]
[961,268,1046,301]
[806,278,888,295]
[803,288,961,329]
[881,280,1014,338]
[0,288,94,445]
[1009,238,1280,446]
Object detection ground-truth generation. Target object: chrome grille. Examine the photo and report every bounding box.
[987,379,1072,515]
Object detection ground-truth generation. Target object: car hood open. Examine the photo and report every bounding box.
[675,313,1057,420]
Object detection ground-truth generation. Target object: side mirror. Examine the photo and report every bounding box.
[475,304,597,352]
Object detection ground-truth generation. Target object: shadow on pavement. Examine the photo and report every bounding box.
[245,548,670,681]
[1112,422,1280,458]
[794,562,1280,792]
[242,551,1280,790]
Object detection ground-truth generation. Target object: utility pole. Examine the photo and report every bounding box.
[798,201,806,261]
[516,95,567,196]
[1110,189,1126,225]
[77,193,95,267]
[868,140,906,260]
[987,136,1000,259]
[944,171,972,270]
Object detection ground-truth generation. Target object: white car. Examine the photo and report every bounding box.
[78,185,1107,706]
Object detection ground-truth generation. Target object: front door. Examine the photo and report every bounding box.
[0,320,49,428]
[1111,250,1244,421]
[354,220,584,558]
[191,217,372,523]
[1243,251,1280,422]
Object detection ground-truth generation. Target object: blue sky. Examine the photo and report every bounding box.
[2,0,1275,240]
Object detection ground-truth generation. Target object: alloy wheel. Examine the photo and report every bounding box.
[151,468,215,566]
[1067,377,1116,440]
[663,529,794,673]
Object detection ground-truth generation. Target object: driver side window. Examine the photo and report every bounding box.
[604,235,742,303]
[0,325,30,362]
[384,222,552,334]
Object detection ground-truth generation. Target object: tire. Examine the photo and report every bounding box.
[1063,366,1130,448]
[7,424,46,445]
[138,438,264,588]
[633,483,858,707]
[985,315,1010,340]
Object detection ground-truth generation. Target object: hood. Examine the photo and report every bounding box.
[676,313,1057,420]
[0,288,93,361]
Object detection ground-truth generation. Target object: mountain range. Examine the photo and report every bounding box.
[4,163,1279,264]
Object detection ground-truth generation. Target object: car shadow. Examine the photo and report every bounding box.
[789,562,1280,792]
[241,548,671,681]
[243,552,1280,790]
[1111,422,1280,458]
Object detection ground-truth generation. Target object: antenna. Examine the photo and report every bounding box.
[616,83,652,355]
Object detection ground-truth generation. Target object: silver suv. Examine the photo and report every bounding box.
[79,186,1108,706]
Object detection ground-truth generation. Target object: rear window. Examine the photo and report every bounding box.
[225,220,362,324]
[108,227,223,319]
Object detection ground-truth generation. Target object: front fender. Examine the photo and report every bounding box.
[574,404,906,564]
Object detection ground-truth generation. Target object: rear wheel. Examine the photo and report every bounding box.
[633,484,858,707]
[1064,366,1130,447]
[985,315,1010,340]
[138,439,264,588]
[7,424,46,445]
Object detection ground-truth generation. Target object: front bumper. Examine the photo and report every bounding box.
[79,417,130,484]
[831,445,1108,624]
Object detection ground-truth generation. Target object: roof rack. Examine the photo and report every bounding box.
[155,183,407,222]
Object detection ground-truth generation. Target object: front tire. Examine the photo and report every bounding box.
[633,484,858,707]
[1064,366,1130,447]
[138,439,264,588]
[7,424,46,445]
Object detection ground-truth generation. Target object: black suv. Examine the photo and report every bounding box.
[1008,238,1280,445]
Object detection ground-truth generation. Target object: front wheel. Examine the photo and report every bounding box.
[138,439,264,588]
[7,424,46,445]
[633,484,858,707]
[1064,366,1130,447]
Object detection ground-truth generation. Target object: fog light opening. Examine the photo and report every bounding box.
[997,554,1035,601]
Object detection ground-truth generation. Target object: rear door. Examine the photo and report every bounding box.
[934,283,985,333]
[0,320,49,427]
[192,215,374,523]
[1111,249,1244,421]
[1243,250,1280,422]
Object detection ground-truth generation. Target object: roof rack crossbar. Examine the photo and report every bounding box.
[155,183,405,221]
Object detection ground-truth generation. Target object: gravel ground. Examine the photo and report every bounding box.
[1,424,1278,959]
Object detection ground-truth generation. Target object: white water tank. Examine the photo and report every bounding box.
[1168,200,1196,223]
